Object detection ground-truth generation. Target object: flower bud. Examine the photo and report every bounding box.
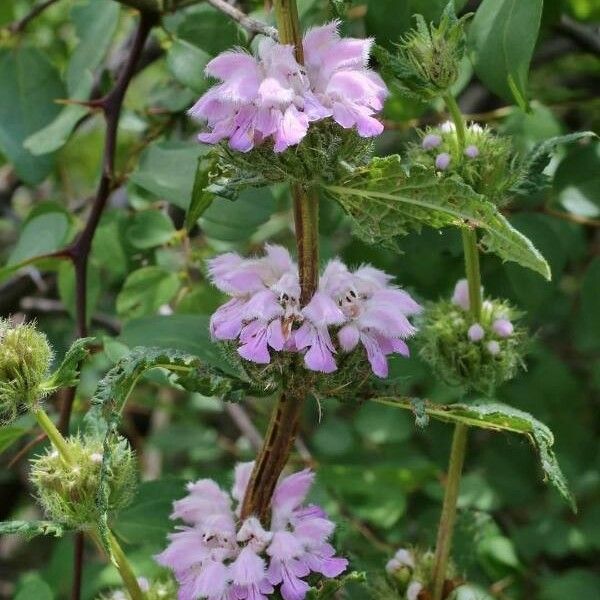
[467,323,485,342]
[418,289,526,394]
[464,144,479,158]
[435,152,451,171]
[408,122,516,205]
[376,6,469,100]
[0,319,53,424]
[30,435,137,528]
[422,134,442,150]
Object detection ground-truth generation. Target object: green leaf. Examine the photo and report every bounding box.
[323,156,551,279]
[468,0,543,108]
[126,210,176,249]
[0,520,68,539]
[129,141,206,209]
[167,38,211,93]
[170,4,242,55]
[371,397,576,510]
[186,156,217,230]
[511,131,597,196]
[41,337,96,393]
[201,187,277,242]
[24,0,120,155]
[0,48,65,184]
[0,426,28,454]
[114,478,185,546]
[553,141,600,218]
[116,266,180,319]
[1,205,72,277]
[14,575,54,600]
[119,314,235,375]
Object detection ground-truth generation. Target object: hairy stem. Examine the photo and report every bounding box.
[273,0,303,62]
[461,228,482,321]
[240,0,318,524]
[32,408,73,465]
[432,95,481,600]
[108,531,145,600]
[431,422,469,600]
[444,93,466,152]
[240,389,304,522]
[293,184,320,304]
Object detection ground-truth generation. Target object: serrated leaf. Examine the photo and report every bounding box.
[41,337,96,393]
[0,520,68,539]
[323,156,551,279]
[371,397,575,511]
[511,131,597,196]
[90,346,252,553]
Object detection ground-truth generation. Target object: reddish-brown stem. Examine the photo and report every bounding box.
[240,389,304,521]
[240,1,317,524]
[7,0,59,34]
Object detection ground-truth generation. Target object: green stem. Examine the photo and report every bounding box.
[108,531,145,600]
[444,93,466,152]
[432,95,481,600]
[461,228,482,321]
[431,422,469,600]
[33,408,73,465]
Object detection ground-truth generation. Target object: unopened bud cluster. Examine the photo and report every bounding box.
[375,6,469,100]
[0,319,53,424]
[409,121,515,206]
[418,280,526,395]
[30,435,137,528]
[383,547,456,600]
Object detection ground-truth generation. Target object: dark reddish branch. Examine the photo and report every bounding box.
[8,0,59,34]
[50,14,157,600]
[57,12,157,436]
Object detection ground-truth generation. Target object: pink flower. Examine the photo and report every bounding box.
[320,261,421,378]
[209,247,419,377]
[156,464,347,600]
[467,323,485,342]
[208,245,301,363]
[190,22,388,153]
[451,279,470,311]
[492,318,513,338]
[303,21,388,137]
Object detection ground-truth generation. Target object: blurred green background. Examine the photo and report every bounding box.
[0,0,599,598]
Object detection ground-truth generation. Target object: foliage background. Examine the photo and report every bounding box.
[0,0,599,598]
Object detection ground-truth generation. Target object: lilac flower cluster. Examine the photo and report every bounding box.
[452,279,515,356]
[156,464,347,600]
[189,21,388,153]
[421,121,482,172]
[208,245,421,378]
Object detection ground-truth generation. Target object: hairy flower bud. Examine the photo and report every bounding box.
[0,319,53,424]
[375,5,469,101]
[30,435,137,528]
[418,281,527,394]
[409,122,516,206]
